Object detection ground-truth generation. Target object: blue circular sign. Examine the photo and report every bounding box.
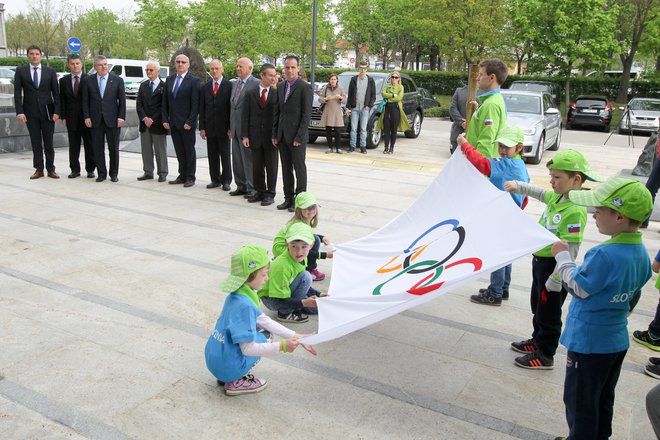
[67,37,82,52]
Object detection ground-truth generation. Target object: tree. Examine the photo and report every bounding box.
[112,21,149,60]
[26,0,70,58]
[135,0,188,60]
[504,0,539,74]
[6,14,32,56]
[335,0,374,64]
[77,8,120,56]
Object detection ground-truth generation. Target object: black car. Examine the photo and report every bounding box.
[509,81,560,108]
[566,95,612,131]
[308,71,424,148]
[418,87,440,109]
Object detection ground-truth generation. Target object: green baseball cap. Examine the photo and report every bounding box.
[548,149,602,182]
[493,125,524,147]
[568,177,653,222]
[220,245,270,292]
[295,192,317,209]
[285,222,314,244]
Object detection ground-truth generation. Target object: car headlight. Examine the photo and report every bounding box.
[522,127,537,135]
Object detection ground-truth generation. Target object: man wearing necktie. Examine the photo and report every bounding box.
[14,45,61,179]
[228,57,259,198]
[136,60,168,182]
[59,54,95,179]
[82,55,126,183]
[199,59,232,190]
[162,54,200,188]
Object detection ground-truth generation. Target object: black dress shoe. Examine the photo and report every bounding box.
[222,184,231,191]
[261,198,274,206]
[87,172,95,178]
[247,194,264,203]
[277,199,294,210]
[137,174,153,181]
[158,176,166,182]
[206,182,221,189]
[288,205,295,212]
[243,192,255,199]
[111,176,118,182]
[68,172,81,179]
[95,176,106,182]
[183,180,195,188]
[169,178,184,184]
[230,189,247,196]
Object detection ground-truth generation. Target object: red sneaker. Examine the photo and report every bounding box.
[309,268,325,281]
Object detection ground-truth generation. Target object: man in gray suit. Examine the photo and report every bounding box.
[228,57,259,197]
[449,85,468,154]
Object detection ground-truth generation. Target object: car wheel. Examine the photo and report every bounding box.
[366,116,382,149]
[526,134,545,165]
[548,126,561,151]
[308,135,318,144]
[404,111,422,138]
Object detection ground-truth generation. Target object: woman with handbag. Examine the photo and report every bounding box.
[319,74,346,154]
[377,72,410,154]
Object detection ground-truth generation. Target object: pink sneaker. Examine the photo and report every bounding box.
[310,268,326,281]
[224,374,268,396]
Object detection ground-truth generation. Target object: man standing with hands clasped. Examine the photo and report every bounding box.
[136,60,168,182]
[345,60,375,154]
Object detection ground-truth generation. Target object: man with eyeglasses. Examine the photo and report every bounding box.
[136,60,168,182]
[345,60,376,154]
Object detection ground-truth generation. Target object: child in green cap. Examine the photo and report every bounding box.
[204,245,317,396]
[504,149,601,370]
[458,125,530,306]
[550,177,653,440]
[272,191,333,282]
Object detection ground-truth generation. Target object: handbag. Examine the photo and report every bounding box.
[319,86,327,112]
[377,98,388,113]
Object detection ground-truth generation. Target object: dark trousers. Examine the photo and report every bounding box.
[564,350,626,440]
[67,126,94,174]
[252,142,278,198]
[26,117,55,171]
[91,120,120,179]
[649,296,660,337]
[382,103,400,149]
[171,127,196,182]
[207,135,231,185]
[643,157,660,226]
[305,234,322,271]
[325,126,342,150]
[278,140,307,200]
[531,256,568,358]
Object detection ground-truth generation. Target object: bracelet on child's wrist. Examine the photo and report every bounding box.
[281,339,287,353]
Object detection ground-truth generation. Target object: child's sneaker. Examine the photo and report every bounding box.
[479,287,509,300]
[514,351,554,370]
[648,357,660,367]
[309,268,326,281]
[224,374,268,395]
[276,311,309,323]
[470,290,502,306]
[511,338,538,354]
[633,330,660,351]
[645,363,660,380]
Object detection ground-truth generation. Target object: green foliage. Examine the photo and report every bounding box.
[0,57,94,72]
[134,0,188,59]
[77,8,120,56]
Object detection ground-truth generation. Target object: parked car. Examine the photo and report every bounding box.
[501,90,562,165]
[418,87,440,109]
[508,81,560,108]
[89,59,169,87]
[308,71,424,148]
[0,67,14,85]
[125,78,147,99]
[618,98,660,135]
[566,95,612,131]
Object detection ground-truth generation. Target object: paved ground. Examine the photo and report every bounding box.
[1,119,659,440]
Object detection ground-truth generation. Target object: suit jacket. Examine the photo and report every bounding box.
[241,85,278,149]
[162,72,201,130]
[136,79,167,135]
[272,78,313,146]
[82,73,126,128]
[59,73,88,131]
[229,74,259,139]
[14,63,60,120]
[346,74,376,110]
[199,77,232,138]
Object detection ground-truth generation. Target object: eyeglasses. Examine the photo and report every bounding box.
[359,67,367,70]
[391,76,400,79]
[175,60,188,64]
[146,68,156,72]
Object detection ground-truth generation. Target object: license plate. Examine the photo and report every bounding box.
[638,122,654,127]
[580,109,598,114]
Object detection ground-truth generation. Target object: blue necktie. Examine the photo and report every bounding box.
[32,67,38,87]
[173,75,182,98]
[151,81,155,93]
[99,76,106,98]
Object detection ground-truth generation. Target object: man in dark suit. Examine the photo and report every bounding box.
[199,59,232,190]
[136,60,168,182]
[242,63,279,206]
[162,54,200,188]
[271,55,313,212]
[14,44,61,179]
[59,54,95,179]
[82,55,126,183]
[228,57,259,197]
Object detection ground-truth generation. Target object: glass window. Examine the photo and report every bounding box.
[503,94,541,114]
[110,64,122,75]
[125,66,144,77]
[159,67,169,78]
[401,77,415,92]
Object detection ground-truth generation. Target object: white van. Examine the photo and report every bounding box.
[88,59,169,85]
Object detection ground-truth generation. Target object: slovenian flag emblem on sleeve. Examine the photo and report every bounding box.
[568,224,581,233]
[484,119,493,126]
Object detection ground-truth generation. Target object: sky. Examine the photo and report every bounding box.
[3,0,189,18]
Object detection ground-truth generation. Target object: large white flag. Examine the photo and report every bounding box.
[301,152,557,345]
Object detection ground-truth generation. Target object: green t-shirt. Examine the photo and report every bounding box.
[258,252,305,299]
[466,90,507,159]
[534,191,587,257]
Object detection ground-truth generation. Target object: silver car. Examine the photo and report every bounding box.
[501,90,562,164]
[618,98,660,134]
[125,79,147,100]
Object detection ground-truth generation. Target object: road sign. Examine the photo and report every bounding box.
[67,37,82,52]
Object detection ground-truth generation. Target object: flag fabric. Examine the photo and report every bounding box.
[301,152,557,345]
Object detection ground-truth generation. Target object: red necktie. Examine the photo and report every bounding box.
[213,81,218,96]
[261,88,267,108]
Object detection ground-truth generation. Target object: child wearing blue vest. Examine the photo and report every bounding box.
[204,245,317,396]
[458,125,530,306]
[632,248,660,354]
[551,177,653,440]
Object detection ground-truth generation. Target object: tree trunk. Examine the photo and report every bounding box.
[415,50,420,71]
[656,54,660,73]
[430,44,438,71]
[401,48,407,70]
[354,40,360,66]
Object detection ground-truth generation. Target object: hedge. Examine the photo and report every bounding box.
[0,57,96,73]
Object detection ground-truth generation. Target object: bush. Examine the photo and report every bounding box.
[1,56,95,72]
[424,106,449,118]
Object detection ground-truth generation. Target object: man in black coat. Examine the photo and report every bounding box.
[162,54,200,188]
[242,63,279,206]
[136,60,168,182]
[271,55,313,212]
[82,55,126,183]
[14,45,61,179]
[59,54,95,179]
[199,59,232,190]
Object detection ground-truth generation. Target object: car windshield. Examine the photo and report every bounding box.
[338,74,386,94]
[629,100,660,111]
[503,94,541,114]
[0,68,13,78]
[576,98,607,108]
[510,83,550,93]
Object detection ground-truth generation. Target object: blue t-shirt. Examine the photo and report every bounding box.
[488,157,529,207]
[204,291,267,382]
[560,232,652,354]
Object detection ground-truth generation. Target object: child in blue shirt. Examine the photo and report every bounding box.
[632,249,660,354]
[204,245,317,396]
[551,177,653,440]
[457,125,530,306]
